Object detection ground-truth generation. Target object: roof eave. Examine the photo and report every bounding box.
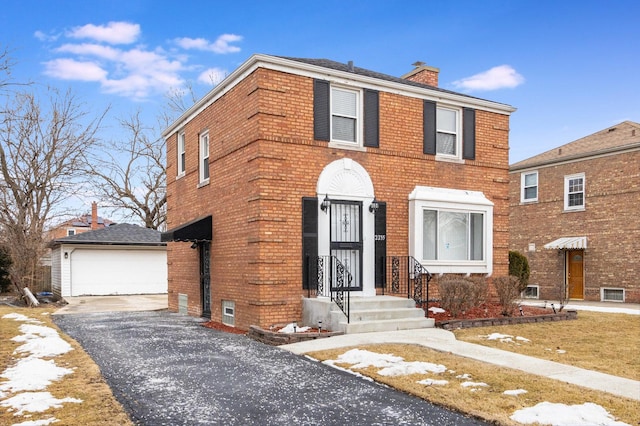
[163,54,516,138]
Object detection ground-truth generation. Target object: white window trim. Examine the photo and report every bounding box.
[521,171,538,203]
[177,130,186,178]
[329,85,364,150]
[522,285,539,299]
[435,105,462,161]
[199,131,210,185]
[601,288,625,302]
[67,229,76,236]
[409,186,493,274]
[564,172,585,211]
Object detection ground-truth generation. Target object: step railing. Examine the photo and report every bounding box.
[382,256,432,315]
[305,255,352,323]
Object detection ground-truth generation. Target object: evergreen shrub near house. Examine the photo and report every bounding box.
[437,275,487,317]
[509,250,530,292]
[0,246,11,293]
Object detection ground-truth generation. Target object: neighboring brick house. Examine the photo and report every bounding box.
[161,54,516,331]
[48,202,115,240]
[509,121,640,303]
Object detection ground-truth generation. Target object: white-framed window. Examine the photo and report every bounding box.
[67,229,75,236]
[601,288,624,302]
[409,186,493,274]
[222,300,235,326]
[521,171,538,202]
[199,131,210,184]
[564,173,585,211]
[436,106,461,158]
[177,130,186,177]
[522,285,539,299]
[331,86,361,146]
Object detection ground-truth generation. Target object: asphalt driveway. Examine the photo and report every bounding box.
[54,310,487,425]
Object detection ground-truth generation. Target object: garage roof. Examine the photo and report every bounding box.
[50,223,165,247]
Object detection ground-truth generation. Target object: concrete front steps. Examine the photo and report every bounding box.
[302,295,434,334]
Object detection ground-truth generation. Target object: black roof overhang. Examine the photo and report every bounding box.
[161,215,212,242]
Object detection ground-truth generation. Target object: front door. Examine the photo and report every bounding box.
[199,242,211,318]
[330,201,362,290]
[567,249,584,299]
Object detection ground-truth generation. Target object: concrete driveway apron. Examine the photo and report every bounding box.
[54,311,487,426]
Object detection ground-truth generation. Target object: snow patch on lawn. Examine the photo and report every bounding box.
[0,358,73,393]
[0,391,82,416]
[12,324,73,358]
[484,332,530,344]
[511,402,630,425]
[417,378,449,386]
[504,389,528,396]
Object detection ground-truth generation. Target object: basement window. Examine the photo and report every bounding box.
[222,300,235,326]
[601,288,624,302]
[522,285,539,299]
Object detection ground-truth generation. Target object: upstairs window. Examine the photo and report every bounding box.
[331,87,360,145]
[521,171,538,202]
[177,131,186,177]
[67,229,75,236]
[564,173,585,211]
[199,131,210,184]
[436,107,460,157]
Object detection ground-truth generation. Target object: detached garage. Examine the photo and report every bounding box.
[50,223,167,297]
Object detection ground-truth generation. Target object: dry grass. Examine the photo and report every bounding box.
[307,343,639,426]
[0,305,133,426]
[453,311,640,381]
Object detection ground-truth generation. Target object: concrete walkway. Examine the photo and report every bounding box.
[281,323,640,401]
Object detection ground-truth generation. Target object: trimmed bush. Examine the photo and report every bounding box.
[438,275,487,317]
[509,251,530,292]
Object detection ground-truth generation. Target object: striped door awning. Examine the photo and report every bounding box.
[543,236,587,250]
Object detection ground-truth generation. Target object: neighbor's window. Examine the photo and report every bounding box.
[67,229,75,236]
[521,171,538,202]
[409,186,493,274]
[564,173,585,210]
[199,131,210,184]
[331,87,360,145]
[436,106,460,157]
[177,130,186,177]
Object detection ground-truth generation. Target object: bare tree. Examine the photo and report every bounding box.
[0,87,104,291]
[88,110,166,230]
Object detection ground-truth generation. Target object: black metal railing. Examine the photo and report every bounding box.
[382,256,432,315]
[305,255,352,323]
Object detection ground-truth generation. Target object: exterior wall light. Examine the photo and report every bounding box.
[64,252,69,259]
[320,195,331,212]
[369,198,380,213]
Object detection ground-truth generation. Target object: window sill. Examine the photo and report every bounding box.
[419,262,490,275]
[197,179,210,188]
[563,207,585,213]
[328,141,366,152]
[435,155,464,164]
[176,172,186,181]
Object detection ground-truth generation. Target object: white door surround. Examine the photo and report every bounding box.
[316,158,377,297]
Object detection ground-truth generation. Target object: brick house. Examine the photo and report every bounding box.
[48,202,115,240]
[161,54,516,332]
[509,121,640,303]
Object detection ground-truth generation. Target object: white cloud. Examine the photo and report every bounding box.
[453,65,524,91]
[198,67,227,86]
[56,43,120,61]
[43,58,107,81]
[34,30,59,42]
[174,33,242,54]
[67,21,140,44]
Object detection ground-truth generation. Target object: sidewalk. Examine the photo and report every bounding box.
[280,308,640,401]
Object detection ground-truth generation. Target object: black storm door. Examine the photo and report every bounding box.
[330,201,362,291]
[199,242,211,319]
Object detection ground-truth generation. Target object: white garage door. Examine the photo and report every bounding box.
[70,248,167,296]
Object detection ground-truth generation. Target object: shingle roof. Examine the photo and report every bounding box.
[51,223,165,246]
[510,121,640,171]
[279,56,496,104]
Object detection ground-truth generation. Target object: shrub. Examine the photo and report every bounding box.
[0,246,12,293]
[438,275,487,317]
[493,276,522,316]
[509,251,530,293]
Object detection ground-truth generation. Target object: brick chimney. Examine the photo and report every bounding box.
[402,61,440,87]
[91,202,98,230]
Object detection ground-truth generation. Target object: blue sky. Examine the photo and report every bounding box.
[2,0,639,164]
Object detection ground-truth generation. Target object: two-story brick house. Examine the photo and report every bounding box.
[161,54,516,331]
[509,121,640,303]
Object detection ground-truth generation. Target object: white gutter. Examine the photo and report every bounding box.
[163,53,517,138]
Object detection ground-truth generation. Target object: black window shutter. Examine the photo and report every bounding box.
[463,107,476,160]
[313,79,330,141]
[363,89,379,148]
[302,197,318,290]
[374,202,387,288]
[423,100,436,155]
